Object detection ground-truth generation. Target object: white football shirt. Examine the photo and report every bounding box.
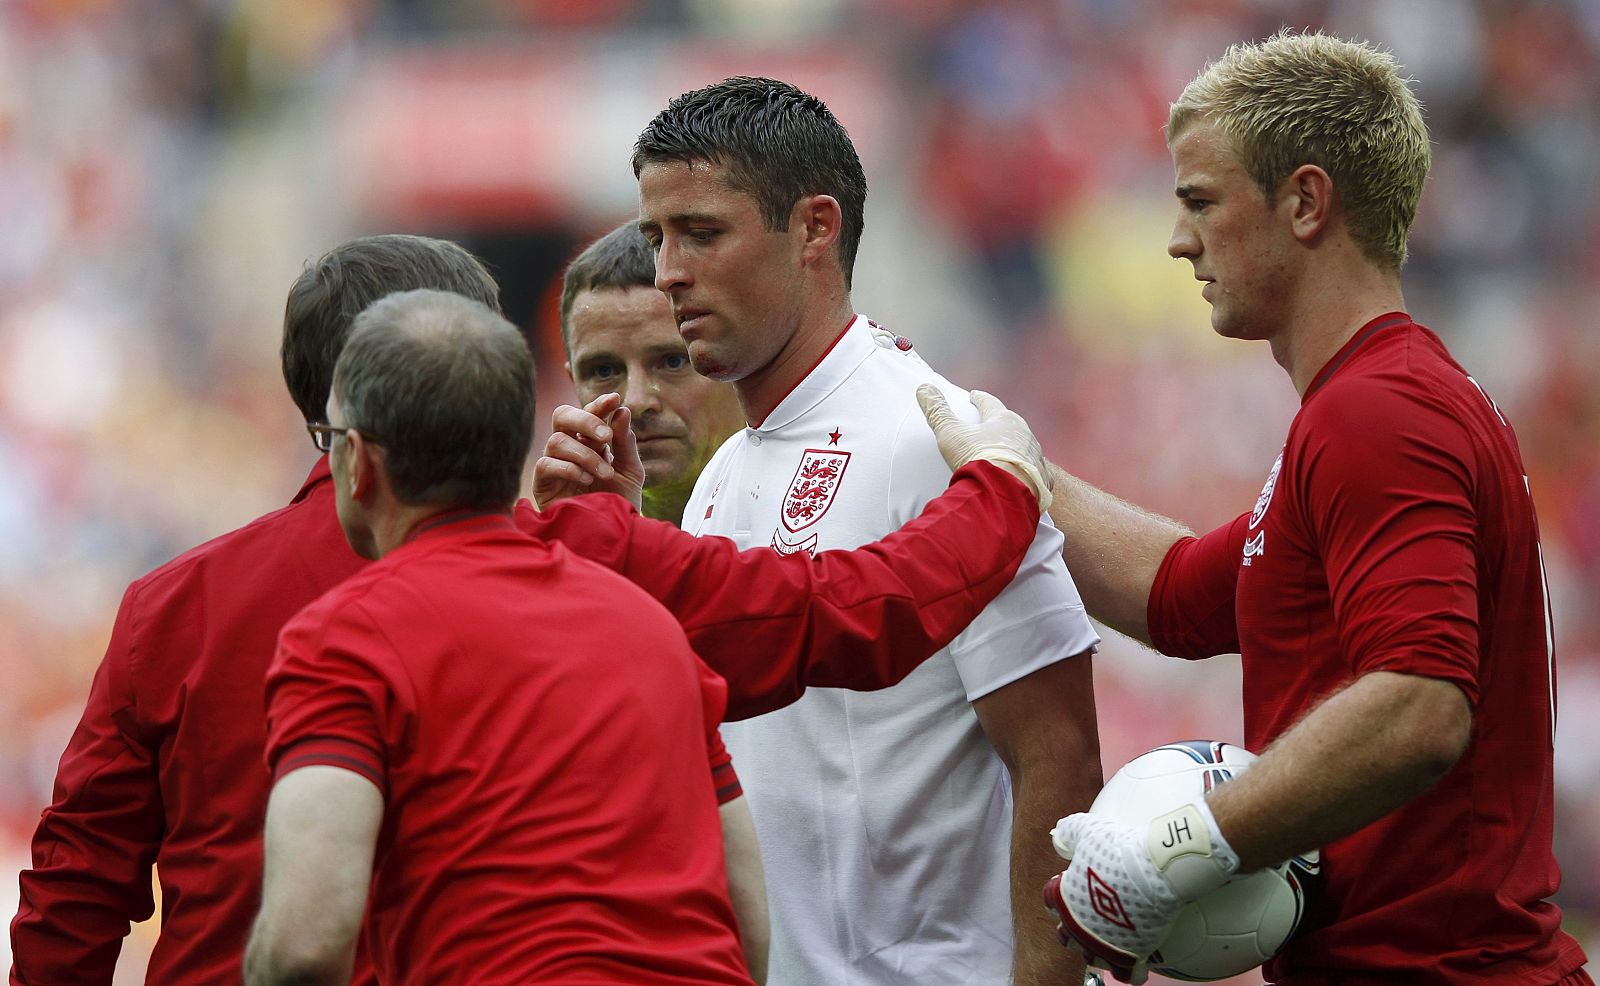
[683,316,1100,986]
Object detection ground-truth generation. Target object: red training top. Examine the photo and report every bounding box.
[11,459,1038,985]
[266,513,751,984]
[1148,314,1587,983]
[10,460,366,986]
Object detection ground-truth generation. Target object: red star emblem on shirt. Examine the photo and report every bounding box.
[828,428,842,446]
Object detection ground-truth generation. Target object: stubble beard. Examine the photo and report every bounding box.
[688,343,741,383]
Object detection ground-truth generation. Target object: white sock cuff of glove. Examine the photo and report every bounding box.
[1144,798,1241,901]
[971,450,1053,512]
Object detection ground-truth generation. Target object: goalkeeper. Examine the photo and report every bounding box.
[921,30,1589,986]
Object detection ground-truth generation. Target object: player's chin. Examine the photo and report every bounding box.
[688,349,739,381]
[1209,308,1248,341]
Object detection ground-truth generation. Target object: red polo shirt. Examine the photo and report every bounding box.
[265,513,751,983]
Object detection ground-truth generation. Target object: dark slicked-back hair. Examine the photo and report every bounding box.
[633,76,867,288]
[558,221,657,352]
[283,235,501,425]
[334,290,533,511]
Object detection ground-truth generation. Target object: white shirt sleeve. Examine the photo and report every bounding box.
[886,385,1100,702]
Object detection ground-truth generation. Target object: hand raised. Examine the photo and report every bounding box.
[532,394,646,510]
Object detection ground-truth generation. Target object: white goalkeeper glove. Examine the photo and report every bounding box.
[1043,800,1240,985]
[915,384,1053,511]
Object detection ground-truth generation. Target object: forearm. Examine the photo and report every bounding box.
[1010,758,1100,986]
[1045,465,1188,645]
[13,794,160,982]
[973,654,1103,986]
[12,841,150,983]
[12,652,163,983]
[1207,671,1472,872]
[719,798,770,984]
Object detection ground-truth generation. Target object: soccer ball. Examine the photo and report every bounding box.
[1088,740,1320,982]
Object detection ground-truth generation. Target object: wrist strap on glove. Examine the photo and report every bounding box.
[1145,799,1240,902]
[974,451,1053,512]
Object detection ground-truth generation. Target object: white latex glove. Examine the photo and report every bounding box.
[915,384,1053,511]
[1043,802,1239,985]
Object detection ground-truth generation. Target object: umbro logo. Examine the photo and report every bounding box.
[1085,866,1136,932]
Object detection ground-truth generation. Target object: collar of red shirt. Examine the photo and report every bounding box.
[1303,311,1413,401]
[289,458,514,545]
[401,508,515,546]
[291,456,335,504]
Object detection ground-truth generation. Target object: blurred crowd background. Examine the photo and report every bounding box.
[1,0,1596,981]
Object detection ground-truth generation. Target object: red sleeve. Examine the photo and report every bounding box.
[523,461,1042,721]
[693,659,741,805]
[1147,514,1248,660]
[264,598,404,798]
[708,731,742,805]
[1298,379,1481,703]
[11,586,164,985]
[273,737,386,792]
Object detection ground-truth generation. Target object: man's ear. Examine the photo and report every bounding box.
[1282,163,1335,244]
[795,194,843,267]
[344,431,381,503]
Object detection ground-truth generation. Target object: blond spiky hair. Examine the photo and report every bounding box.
[1168,30,1431,270]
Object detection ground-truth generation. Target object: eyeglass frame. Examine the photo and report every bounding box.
[305,421,380,454]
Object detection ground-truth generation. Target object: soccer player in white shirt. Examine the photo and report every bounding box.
[570,77,1100,986]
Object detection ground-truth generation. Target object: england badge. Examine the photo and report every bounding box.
[781,449,851,534]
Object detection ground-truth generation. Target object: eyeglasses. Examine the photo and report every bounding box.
[307,421,386,454]
[305,422,348,454]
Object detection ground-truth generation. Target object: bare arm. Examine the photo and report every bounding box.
[1045,464,1190,645]
[718,796,769,984]
[973,653,1102,986]
[245,766,383,986]
[1208,671,1472,871]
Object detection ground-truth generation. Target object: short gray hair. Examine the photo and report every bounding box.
[334,289,534,510]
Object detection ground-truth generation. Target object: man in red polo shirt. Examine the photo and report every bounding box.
[247,289,754,983]
[12,234,1052,984]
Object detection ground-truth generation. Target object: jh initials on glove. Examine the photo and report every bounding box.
[1043,800,1240,985]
